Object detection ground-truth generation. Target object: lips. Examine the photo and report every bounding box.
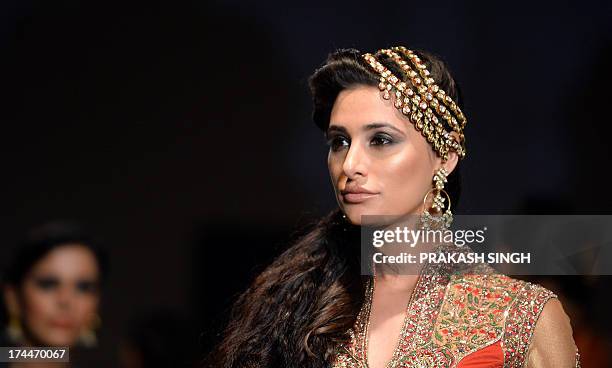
[340,186,378,204]
[49,319,75,329]
[342,192,378,203]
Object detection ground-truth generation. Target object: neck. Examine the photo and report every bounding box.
[373,269,419,293]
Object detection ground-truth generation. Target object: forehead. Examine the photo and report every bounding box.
[329,85,408,132]
[28,244,99,278]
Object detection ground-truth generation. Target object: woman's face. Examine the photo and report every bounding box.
[327,85,457,225]
[15,244,101,347]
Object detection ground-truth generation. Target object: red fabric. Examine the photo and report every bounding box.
[457,340,503,368]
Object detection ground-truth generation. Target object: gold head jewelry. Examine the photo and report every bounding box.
[361,46,467,162]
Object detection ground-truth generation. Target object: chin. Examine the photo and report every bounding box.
[345,206,413,227]
[38,332,78,347]
[344,207,380,225]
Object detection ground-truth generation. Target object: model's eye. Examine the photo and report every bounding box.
[327,135,350,151]
[75,280,98,294]
[34,277,60,291]
[371,134,393,146]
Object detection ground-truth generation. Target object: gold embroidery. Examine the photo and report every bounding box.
[331,264,558,368]
[432,274,517,363]
[501,280,557,367]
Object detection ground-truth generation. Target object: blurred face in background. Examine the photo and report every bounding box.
[326,85,458,225]
[5,244,101,347]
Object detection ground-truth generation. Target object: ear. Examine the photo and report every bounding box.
[3,285,21,318]
[440,131,460,175]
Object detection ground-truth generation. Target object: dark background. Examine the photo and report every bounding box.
[1,0,611,366]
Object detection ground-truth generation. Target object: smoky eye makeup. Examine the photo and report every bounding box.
[371,129,405,146]
[326,133,350,151]
[370,132,394,145]
[29,275,99,294]
[75,279,99,294]
[33,276,60,291]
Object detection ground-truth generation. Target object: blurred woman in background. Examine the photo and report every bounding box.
[1,221,108,367]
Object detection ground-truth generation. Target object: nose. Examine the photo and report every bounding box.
[342,141,368,179]
[55,285,74,311]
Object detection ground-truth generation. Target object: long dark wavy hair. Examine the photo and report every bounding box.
[204,47,464,368]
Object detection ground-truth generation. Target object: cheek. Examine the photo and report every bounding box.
[376,146,432,207]
[327,153,343,183]
[21,287,55,325]
[73,295,99,325]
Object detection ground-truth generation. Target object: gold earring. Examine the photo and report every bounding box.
[78,314,101,348]
[419,168,453,230]
[7,314,24,344]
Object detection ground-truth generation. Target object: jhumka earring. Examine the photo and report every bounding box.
[7,314,24,343]
[78,313,101,348]
[419,167,453,230]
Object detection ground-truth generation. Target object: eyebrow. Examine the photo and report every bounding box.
[327,122,405,136]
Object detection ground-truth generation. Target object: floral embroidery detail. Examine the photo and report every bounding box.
[331,245,563,368]
[433,274,515,360]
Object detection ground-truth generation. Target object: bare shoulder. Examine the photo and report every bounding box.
[526,295,580,368]
[537,297,571,329]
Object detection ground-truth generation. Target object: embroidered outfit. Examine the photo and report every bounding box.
[313,45,581,367]
[331,248,581,368]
